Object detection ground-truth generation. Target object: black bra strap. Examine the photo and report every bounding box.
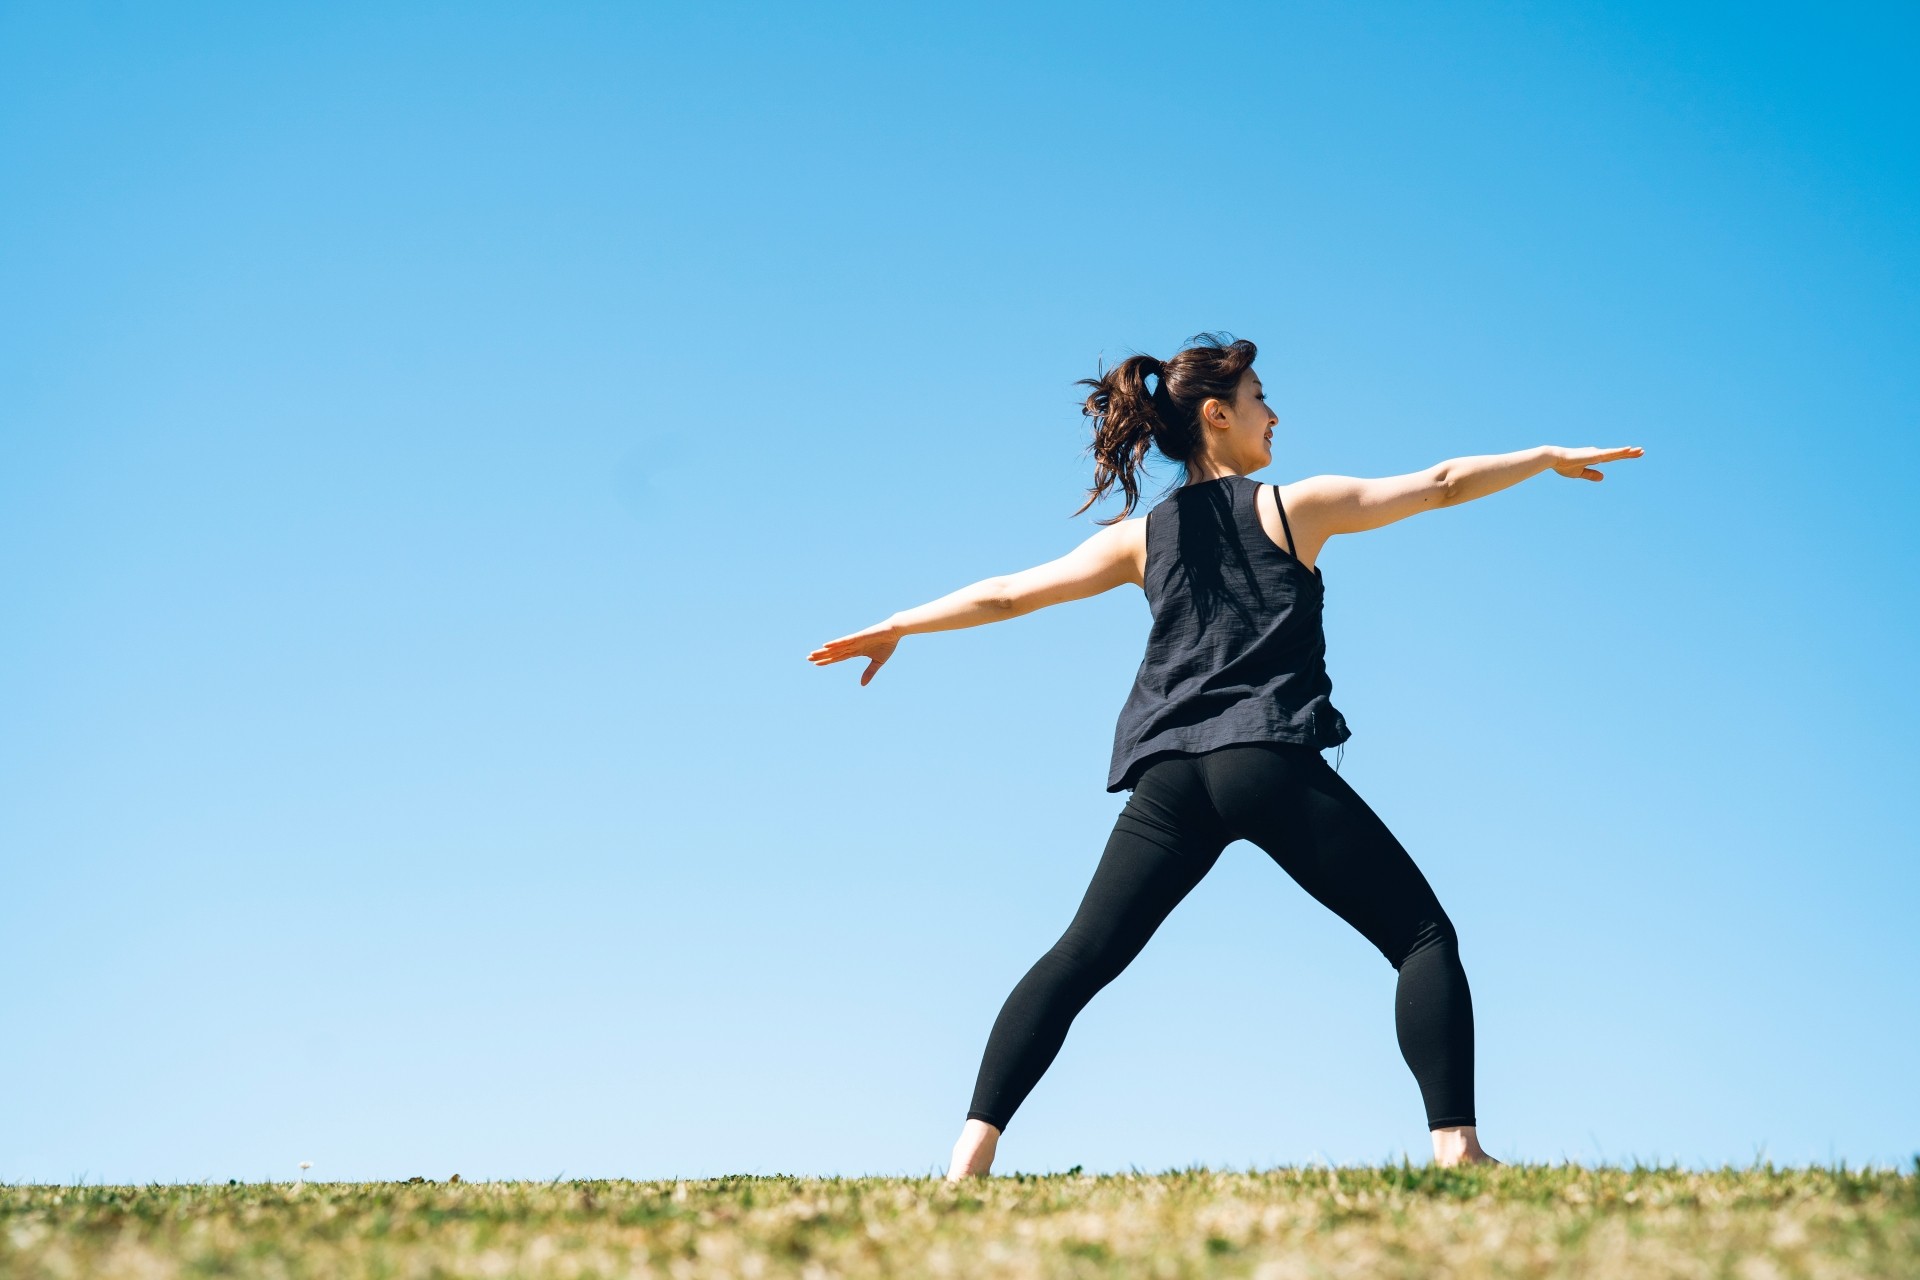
[1271,483,1296,556]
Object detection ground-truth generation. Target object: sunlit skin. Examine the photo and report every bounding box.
[807,366,1644,1178]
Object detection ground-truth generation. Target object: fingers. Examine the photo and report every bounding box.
[807,639,886,683]
[1557,444,1641,481]
[808,636,859,661]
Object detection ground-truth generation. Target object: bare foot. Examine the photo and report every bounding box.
[1431,1125,1501,1167]
[1444,1150,1502,1166]
[945,1118,1000,1182]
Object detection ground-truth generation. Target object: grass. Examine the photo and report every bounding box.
[3,1164,1916,1278]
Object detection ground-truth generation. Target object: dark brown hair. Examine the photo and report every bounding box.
[1071,331,1259,523]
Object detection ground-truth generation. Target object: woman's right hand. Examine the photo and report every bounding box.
[1547,445,1644,480]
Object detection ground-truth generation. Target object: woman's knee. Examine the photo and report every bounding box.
[1034,929,1134,998]
[1389,914,1459,970]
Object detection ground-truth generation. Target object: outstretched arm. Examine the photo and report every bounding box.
[806,520,1137,686]
[1295,444,1644,536]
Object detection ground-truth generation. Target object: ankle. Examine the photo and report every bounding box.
[1430,1124,1489,1166]
[948,1118,1001,1178]
[959,1118,1001,1147]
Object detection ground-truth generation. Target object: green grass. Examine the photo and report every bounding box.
[4,1164,1916,1278]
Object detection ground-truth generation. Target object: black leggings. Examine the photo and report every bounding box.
[965,740,1476,1133]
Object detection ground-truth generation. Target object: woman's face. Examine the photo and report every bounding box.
[1201,368,1277,471]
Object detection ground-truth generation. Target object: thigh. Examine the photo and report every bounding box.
[1202,742,1452,964]
[1052,755,1235,966]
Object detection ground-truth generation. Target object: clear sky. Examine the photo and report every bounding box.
[3,1,1915,1185]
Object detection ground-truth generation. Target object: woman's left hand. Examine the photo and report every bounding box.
[808,623,901,686]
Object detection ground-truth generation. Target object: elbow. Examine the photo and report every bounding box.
[985,578,1023,614]
[1432,465,1456,509]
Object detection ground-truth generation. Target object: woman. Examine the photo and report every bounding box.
[807,333,1642,1180]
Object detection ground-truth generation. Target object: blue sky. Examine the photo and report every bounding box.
[2,1,1915,1184]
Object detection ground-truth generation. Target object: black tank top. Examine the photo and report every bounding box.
[1107,472,1352,793]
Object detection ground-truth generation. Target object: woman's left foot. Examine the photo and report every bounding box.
[945,1119,1000,1181]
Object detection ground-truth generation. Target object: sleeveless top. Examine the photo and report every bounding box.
[1107,472,1352,793]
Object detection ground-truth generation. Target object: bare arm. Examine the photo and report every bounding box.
[806,520,1138,685]
[1294,444,1645,537]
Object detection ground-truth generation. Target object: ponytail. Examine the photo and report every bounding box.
[1071,332,1258,523]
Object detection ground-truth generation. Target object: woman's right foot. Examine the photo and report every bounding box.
[945,1118,1001,1181]
[1439,1149,1502,1167]
[1431,1125,1500,1167]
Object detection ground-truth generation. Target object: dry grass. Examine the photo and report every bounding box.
[4,1164,1915,1278]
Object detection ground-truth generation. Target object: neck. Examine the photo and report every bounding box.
[1184,463,1247,485]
